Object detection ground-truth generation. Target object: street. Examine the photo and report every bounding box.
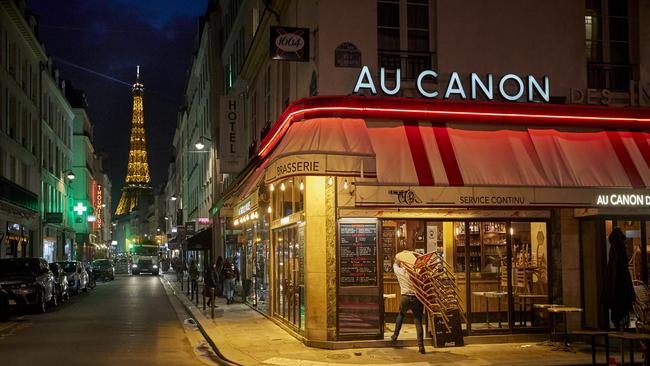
[0,275,210,366]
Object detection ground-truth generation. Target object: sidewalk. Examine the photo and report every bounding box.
[162,273,598,366]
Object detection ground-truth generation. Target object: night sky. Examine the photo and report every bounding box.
[30,0,209,209]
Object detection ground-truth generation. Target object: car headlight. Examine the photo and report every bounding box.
[153,265,158,269]
[132,264,138,268]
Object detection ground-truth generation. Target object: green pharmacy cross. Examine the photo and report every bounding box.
[73,202,88,216]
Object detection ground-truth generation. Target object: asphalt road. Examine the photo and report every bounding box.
[0,275,209,365]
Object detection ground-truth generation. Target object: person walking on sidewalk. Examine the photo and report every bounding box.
[173,256,184,282]
[189,259,199,300]
[215,256,224,297]
[391,254,426,354]
[222,258,239,304]
[204,261,217,306]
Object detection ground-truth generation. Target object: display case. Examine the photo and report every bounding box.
[453,222,506,275]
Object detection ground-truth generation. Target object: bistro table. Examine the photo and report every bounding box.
[547,306,583,352]
[517,294,548,326]
[473,291,508,328]
[534,304,562,346]
[609,332,650,366]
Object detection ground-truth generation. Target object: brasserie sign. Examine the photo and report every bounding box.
[353,65,550,102]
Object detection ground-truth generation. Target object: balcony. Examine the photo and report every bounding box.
[587,62,637,91]
[0,176,38,212]
[378,49,436,80]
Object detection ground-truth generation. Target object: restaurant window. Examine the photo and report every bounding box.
[271,178,304,218]
[274,224,305,330]
[585,0,635,91]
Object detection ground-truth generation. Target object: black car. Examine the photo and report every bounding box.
[48,263,69,302]
[91,259,115,281]
[0,285,10,321]
[0,258,57,313]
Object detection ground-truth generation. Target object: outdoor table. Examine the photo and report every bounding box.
[547,306,583,352]
[571,330,611,365]
[517,294,548,326]
[473,291,508,328]
[533,304,562,346]
[609,332,650,366]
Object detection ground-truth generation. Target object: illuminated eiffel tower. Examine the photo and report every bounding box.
[115,66,152,216]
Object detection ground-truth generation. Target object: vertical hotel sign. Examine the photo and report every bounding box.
[219,96,245,173]
[95,184,103,229]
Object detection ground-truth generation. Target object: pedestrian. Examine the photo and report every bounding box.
[173,256,183,282]
[391,254,425,354]
[603,227,636,330]
[204,261,217,306]
[215,256,224,297]
[221,258,239,304]
[189,259,199,300]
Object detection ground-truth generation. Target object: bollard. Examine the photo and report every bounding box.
[195,282,199,305]
[211,288,215,319]
[187,276,190,297]
[202,284,206,310]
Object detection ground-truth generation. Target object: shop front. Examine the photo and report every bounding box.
[223,96,650,346]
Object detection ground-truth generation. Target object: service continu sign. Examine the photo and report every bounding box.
[270,26,309,61]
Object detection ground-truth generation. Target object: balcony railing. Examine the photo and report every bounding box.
[378,49,437,80]
[0,176,38,212]
[587,62,637,92]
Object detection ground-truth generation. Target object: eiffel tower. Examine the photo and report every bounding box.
[115,66,152,216]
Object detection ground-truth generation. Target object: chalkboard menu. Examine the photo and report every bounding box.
[339,222,377,286]
[382,226,395,273]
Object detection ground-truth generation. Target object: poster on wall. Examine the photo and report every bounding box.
[270,26,310,62]
[382,225,395,273]
[339,222,377,286]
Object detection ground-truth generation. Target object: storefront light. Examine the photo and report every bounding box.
[267,206,272,214]
[328,176,333,186]
[509,227,514,235]
[299,180,304,191]
[280,182,285,191]
[343,179,349,191]
[269,183,275,192]
[234,219,239,226]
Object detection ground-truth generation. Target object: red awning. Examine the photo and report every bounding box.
[261,117,650,189]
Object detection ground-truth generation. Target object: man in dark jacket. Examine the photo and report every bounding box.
[603,227,636,330]
[221,258,239,304]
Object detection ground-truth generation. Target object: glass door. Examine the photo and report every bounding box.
[274,224,305,331]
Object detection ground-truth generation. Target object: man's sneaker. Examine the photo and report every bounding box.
[390,334,397,344]
[419,346,426,354]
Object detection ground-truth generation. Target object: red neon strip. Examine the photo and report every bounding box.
[403,120,435,185]
[258,96,650,159]
[606,131,645,188]
[631,131,650,172]
[432,123,464,186]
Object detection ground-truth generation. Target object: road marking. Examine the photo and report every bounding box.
[262,358,430,366]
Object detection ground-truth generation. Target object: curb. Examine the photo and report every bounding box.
[160,276,242,366]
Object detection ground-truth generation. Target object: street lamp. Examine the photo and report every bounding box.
[194,136,212,150]
[65,170,75,180]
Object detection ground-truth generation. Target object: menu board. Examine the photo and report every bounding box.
[382,226,395,273]
[339,222,377,286]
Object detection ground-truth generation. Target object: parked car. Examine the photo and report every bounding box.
[91,259,115,281]
[56,261,88,294]
[0,258,57,313]
[48,263,69,302]
[0,285,10,321]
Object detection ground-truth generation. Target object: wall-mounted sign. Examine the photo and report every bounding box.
[73,202,88,216]
[270,26,309,62]
[197,217,211,225]
[219,96,245,173]
[94,184,103,229]
[339,221,378,286]
[266,154,327,182]
[353,65,550,103]
[596,193,650,207]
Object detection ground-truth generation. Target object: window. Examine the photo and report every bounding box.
[585,0,634,90]
[377,0,433,79]
[334,42,362,68]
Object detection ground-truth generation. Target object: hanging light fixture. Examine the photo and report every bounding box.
[328,176,333,186]
[343,179,349,190]
[299,180,304,191]
[269,183,275,192]
[267,205,272,214]
[280,182,285,191]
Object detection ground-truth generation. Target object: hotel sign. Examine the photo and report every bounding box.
[353,65,550,102]
[219,96,245,173]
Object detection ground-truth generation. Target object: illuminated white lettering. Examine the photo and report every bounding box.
[471,73,493,100]
[417,70,438,98]
[528,75,550,102]
[380,68,400,95]
[353,65,377,94]
[499,74,525,101]
[444,72,466,99]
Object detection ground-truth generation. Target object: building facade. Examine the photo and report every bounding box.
[0,0,45,259]
[40,61,75,262]
[162,0,650,347]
